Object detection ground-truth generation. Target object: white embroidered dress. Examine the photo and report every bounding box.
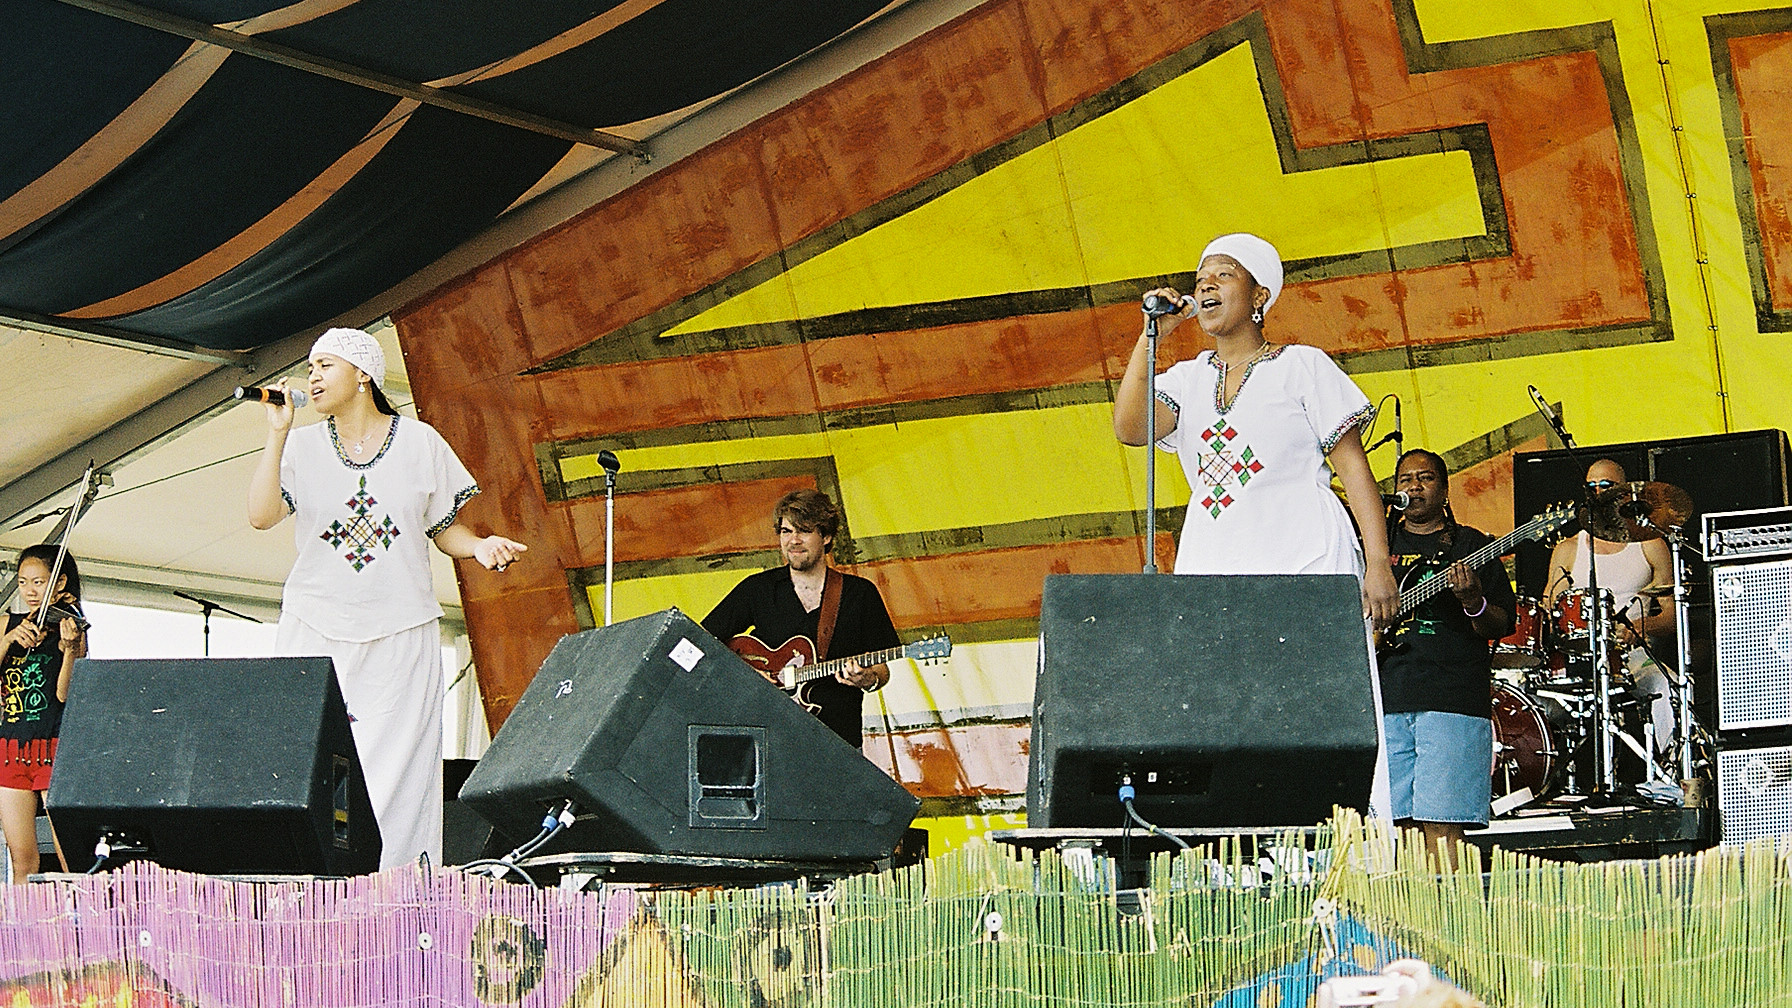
[1155,344,1375,576]
[1155,343,1391,820]
[276,415,478,868]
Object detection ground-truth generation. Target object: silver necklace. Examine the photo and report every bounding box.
[342,422,382,456]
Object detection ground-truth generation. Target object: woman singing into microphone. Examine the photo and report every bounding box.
[1112,233,1398,815]
[1112,233,1396,611]
[247,328,527,869]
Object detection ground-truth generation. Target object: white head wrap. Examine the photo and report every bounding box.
[310,327,386,389]
[1199,233,1284,314]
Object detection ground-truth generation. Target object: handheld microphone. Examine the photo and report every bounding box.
[234,385,308,408]
[1142,293,1193,317]
[1382,491,1410,510]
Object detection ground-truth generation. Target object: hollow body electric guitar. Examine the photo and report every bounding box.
[727,633,953,713]
[1379,503,1576,654]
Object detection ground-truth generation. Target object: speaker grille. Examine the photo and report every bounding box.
[1718,743,1792,844]
[1714,559,1792,730]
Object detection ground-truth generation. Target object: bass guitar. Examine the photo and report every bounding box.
[1380,503,1576,653]
[728,633,953,713]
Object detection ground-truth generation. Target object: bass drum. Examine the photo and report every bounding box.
[1491,681,1567,805]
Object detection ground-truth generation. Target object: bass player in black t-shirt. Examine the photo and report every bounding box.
[702,489,901,750]
[1378,449,1515,867]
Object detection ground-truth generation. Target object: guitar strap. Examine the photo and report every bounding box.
[815,566,845,661]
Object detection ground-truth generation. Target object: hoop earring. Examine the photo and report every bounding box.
[1251,308,1263,324]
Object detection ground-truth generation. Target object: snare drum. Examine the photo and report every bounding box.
[1490,681,1567,803]
[1491,597,1547,669]
[1534,640,1629,691]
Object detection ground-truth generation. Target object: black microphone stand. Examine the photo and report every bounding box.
[1139,297,1182,575]
[171,590,262,657]
[598,450,621,625]
[1528,390,1618,793]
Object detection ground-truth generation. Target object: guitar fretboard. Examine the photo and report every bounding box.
[1397,512,1562,616]
[790,645,910,686]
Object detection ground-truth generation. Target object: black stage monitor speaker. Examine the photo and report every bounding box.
[47,657,380,875]
[459,608,919,862]
[1028,573,1378,829]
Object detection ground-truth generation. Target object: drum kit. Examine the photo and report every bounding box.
[1488,480,1700,809]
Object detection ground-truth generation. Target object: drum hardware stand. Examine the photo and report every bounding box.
[1593,587,1624,792]
[1651,521,1703,784]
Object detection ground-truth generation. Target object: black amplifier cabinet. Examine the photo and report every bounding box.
[1513,429,1789,595]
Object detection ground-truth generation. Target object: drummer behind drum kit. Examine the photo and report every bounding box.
[1489,480,1700,812]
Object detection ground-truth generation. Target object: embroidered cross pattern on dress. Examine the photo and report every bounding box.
[319,475,402,571]
[1193,420,1263,518]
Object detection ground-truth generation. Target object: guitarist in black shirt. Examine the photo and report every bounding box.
[702,489,901,749]
[1379,449,1516,866]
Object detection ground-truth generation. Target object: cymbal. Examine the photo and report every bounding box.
[1580,481,1694,543]
[1577,498,1635,543]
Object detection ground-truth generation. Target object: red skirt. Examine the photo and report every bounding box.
[0,738,56,791]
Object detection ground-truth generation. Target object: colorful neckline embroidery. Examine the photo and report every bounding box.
[329,416,399,469]
[1205,343,1285,415]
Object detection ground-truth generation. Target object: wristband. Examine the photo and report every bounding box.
[1462,597,1488,618]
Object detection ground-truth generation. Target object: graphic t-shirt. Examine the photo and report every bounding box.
[0,612,65,742]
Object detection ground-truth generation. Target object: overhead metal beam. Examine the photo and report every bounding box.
[330,0,983,325]
[53,0,650,157]
[2,309,247,365]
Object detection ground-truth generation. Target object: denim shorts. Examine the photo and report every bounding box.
[1382,711,1493,827]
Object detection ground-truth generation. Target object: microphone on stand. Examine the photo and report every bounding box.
[598,448,622,626]
[1527,384,1575,448]
[234,386,309,408]
[1382,491,1411,510]
[1142,293,1193,317]
[1364,397,1403,452]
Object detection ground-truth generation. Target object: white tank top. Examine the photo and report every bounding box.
[1569,532,1654,622]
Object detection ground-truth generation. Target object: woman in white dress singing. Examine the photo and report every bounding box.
[1113,233,1398,820]
[247,327,527,869]
[1112,232,1397,623]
